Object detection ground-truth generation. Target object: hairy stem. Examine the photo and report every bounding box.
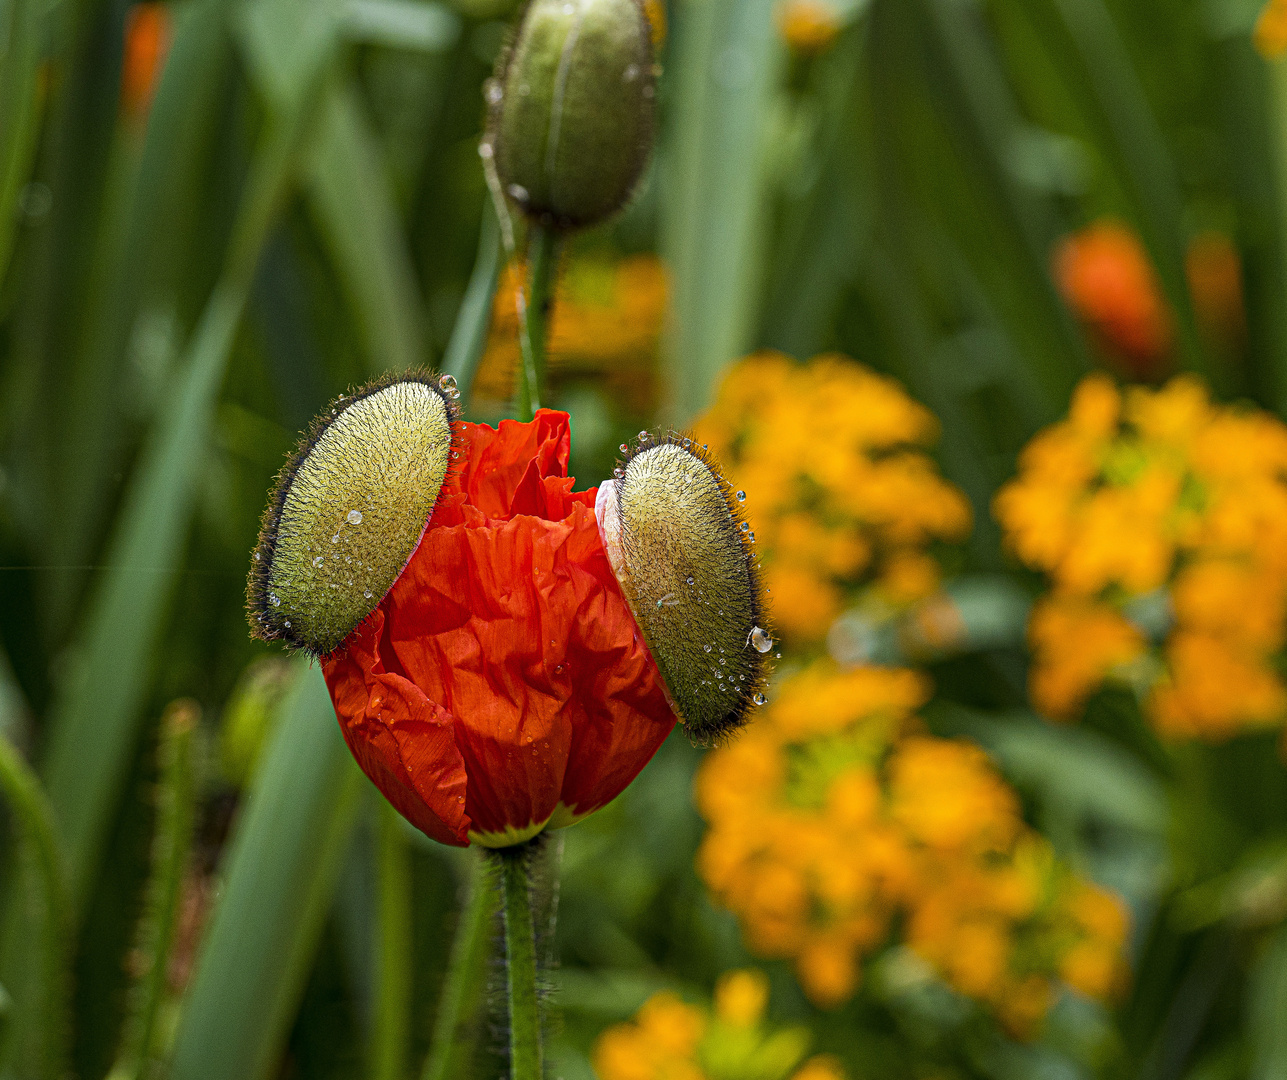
[421,851,495,1080]
[515,224,558,421]
[500,845,542,1080]
[107,700,199,1080]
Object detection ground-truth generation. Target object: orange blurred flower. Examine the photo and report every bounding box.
[695,660,1130,1032]
[474,253,668,410]
[593,972,842,1080]
[695,352,971,647]
[121,3,171,118]
[1256,0,1287,57]
[1054,221,1173,378]
[775,0,843,54]
[996,372,1287,738]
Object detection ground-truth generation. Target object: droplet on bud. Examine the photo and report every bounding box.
[438,373,460,400]
[247,371,460,656]
[594,434,771,743]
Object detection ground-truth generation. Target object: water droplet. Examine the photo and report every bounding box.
[269,593,281,608]
[751,626,773,653]
[701,443,708,451]
[613,467,625,479]
[686,575,695,586]
[637,429,649,442]
[555,663,564,674]
[735,490,746,502]
[312,556,324,568]
[753,692,766,706]
[347,509,363,525]
[747,532,755,543]
[364,590,373,599]
[438,373,460,399]
[739,521,749,532]
[331,533,340,544]
[284,620,291,628]
[775,652,781,659]
[619,443,629,454]
[703,645,711,653]
[719,658,725,665]
[253,552,261,562]
[345,555,352,563]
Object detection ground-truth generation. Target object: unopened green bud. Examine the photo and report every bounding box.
[488,0,657,230]
[596,434,772,744]
[247,372,461,656]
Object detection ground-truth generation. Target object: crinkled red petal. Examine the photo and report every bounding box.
[323,410,675,847]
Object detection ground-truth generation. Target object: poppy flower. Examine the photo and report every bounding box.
[322,409,677,847]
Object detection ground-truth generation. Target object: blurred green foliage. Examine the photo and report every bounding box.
[3,0,1287,1077]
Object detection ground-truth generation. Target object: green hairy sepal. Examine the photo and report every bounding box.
[596,434,773,744]
[247,372,461,656]
[488,0,657,231]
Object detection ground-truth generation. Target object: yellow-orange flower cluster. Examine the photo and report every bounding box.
[473,253,667,409]
[995,373,1287,738]
[693,353,972,644]
[593,969,845,1080]
[695,662,1128,1035]
[775,0,843,54]
[1257,0,1287,57]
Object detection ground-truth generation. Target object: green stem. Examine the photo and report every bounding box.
[107,701,198,1080]
[515,223,558,422]
[421,851,496,1080]
[373,800,412,1080]
[500,846,542,1080]
[0,735,71,1080]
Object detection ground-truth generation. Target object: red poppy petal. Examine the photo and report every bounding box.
[451,410,571,519]
[380,499,673,838]
[324,611,471,845]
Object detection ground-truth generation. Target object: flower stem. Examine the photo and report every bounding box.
[515,223,558,422]
[499,845,543,1080]
[421,850,495,1080]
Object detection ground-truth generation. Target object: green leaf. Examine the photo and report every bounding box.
[240,0,429,377]
[0,0,44,284]
[661,0,786,423]
[341,0,462,52]
[168,665,363,1080]
[1249,923,1287,1080]
[0,734,71,1080]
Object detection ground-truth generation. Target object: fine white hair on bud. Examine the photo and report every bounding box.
[596,432,772,743]
[247,371,461,656]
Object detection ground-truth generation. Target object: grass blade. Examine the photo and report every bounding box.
[442,196,501,399]
[661,0,785,423]
[303,81,429,376]
[168,665,363,1080]
[372,800,413,1080]
[0,0,44,284]
[0,734,71,1080]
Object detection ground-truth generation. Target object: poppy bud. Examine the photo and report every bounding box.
[488,0,657,230]
[247,372,461,656]
[596,434,772,743]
